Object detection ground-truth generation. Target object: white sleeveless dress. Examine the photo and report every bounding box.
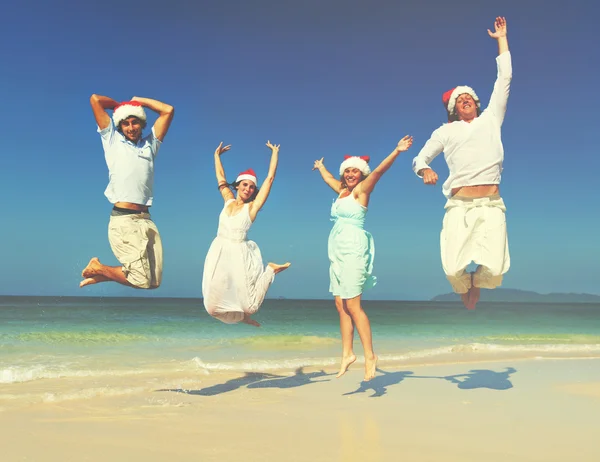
[202,199,275,324]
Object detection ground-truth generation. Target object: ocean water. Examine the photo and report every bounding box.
[2,296,600,388]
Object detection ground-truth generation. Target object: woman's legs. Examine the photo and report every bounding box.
[344,294,377,381]
[334,296,356,378]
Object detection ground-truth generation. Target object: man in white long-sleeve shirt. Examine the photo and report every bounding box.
[412,17,511,310]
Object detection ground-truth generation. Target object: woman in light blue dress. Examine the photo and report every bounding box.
[313,135,413,381]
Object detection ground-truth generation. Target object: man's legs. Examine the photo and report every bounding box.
[441,198,510,309]
[146,220,163,289]
[441,204,474,306]
[80,213,162,289]
[80,258,133,287]
[473,204,510,291]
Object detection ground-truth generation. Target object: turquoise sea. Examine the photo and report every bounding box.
[2,296,600,387]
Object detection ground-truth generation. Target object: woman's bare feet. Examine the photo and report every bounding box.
[336,354,357,378]
[81,257,102,278]
[267,262,291,274]
[242,314,261,327]
[364,355,378,381]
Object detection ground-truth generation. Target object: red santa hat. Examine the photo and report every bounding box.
[236,168,257,185]
[339,155,371,176]
[112,101,147,127]
[442,86,480,116]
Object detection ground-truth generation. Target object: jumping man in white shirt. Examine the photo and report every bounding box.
[412,17,511,310]
[80,95,174,289]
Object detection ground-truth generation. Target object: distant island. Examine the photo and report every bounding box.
[432,288,600,303]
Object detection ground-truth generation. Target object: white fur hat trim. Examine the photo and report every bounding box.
[236,174,257,184]
[112,103,147,127]
[446,86,480,115]
[339,156,371,176]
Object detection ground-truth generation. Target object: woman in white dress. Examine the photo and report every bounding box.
[202,141,290,326]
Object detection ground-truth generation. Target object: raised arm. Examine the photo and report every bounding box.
[90,94,118,130]
[488,16,509,55]
[215,142,234,202]
[357,135,413,196]
[249,141,280,220]
[313,158,342,194]
[131,96,175,142]
[486,17,512,122]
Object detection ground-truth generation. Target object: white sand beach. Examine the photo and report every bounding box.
[3,358,600,462]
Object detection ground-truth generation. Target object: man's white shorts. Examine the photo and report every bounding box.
[108,213,163,289]
[440,195,510,294]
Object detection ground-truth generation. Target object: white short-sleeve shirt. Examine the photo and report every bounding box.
[98,121,162,206]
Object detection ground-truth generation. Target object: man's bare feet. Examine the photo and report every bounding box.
[461,292,470,308]
[467,286,480,310]
[267,262,291,274]
[242,314,261,327]
[336,354,357,378]
[79,275,110,287]
[82,257,102,278]
[460,272,479,310]
[364,355,378,381]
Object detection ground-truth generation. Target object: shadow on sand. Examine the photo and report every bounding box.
[247,368,332,389]
[441,366,516,390]
[157,367,334,396]
[157,372,282,396]
[343,366,517,397]
[157,366,517,398]
[343,370,415,397]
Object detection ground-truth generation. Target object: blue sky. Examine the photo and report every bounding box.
[2,0,598,299]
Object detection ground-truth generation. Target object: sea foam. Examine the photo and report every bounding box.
[190,342,600,372]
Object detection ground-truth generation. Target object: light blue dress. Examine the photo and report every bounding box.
[328,193,376,299]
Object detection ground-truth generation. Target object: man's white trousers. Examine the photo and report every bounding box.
[440,195,510,294]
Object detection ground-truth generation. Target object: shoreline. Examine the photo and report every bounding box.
[3,294,600,304]
[4,344,600,386]
[3,355,600,405]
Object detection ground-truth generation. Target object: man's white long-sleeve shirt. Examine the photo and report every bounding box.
[412,51,512,198]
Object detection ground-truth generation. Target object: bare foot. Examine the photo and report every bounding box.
[364,355,378,381]
[336,354,357,378]
[460,272,478,310]
[268,262,291,274]
[461,292,470,309]
[242,314,261,327]
[467,286,480,310]
[79,275,110,287]
[82,257,101,278]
